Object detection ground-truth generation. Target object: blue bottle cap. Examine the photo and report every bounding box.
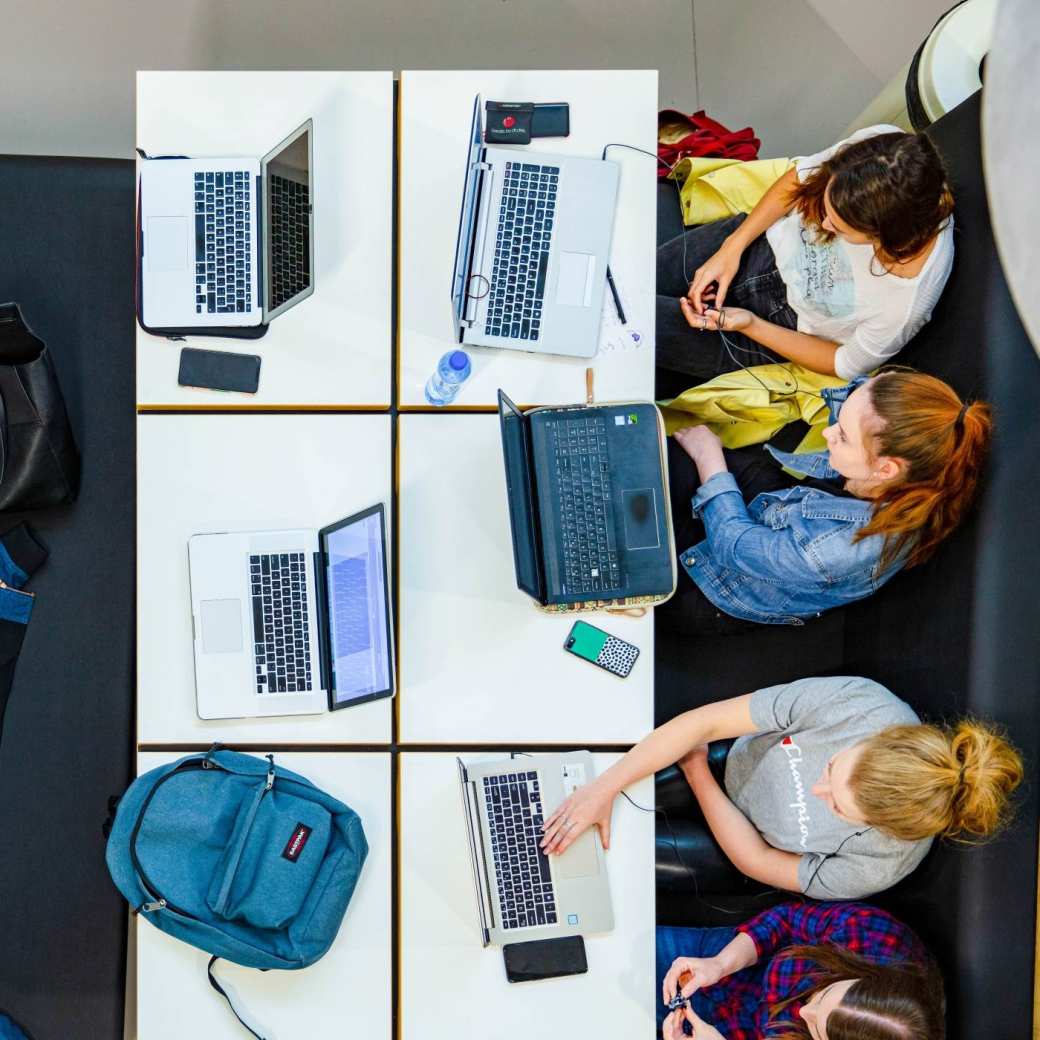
[448,350,470,371]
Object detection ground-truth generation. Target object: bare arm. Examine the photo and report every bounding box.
[541,694,758,854]
[741,313,839,375]
[684,750,802,891]
[688,167,800,314]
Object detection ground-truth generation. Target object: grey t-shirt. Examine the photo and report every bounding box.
[724,676,931,899]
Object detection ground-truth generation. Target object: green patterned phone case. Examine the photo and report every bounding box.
[564,620,639,678]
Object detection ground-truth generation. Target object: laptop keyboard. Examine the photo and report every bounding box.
[249,552,313,695]
[550,417,621,595]
[269,173,310,311]
[484,162,559,342]
[483,771,558,930]
[194,171,253,315]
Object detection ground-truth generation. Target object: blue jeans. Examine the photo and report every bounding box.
[656,214,798,396]
[655,924,737,1032]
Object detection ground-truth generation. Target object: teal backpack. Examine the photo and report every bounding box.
[105,747,368,1037]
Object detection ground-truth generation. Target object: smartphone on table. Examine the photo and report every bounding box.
[563,620,639,678]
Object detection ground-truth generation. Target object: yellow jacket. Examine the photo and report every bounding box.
[659,363,847,453]
[668,156,794,226]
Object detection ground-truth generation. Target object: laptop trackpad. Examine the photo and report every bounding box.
[556,829,599,879]
[200,599,244,653]
[147,216,190,272]
[622,489,661,550]
[555,252,595,307]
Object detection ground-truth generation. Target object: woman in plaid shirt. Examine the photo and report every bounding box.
[657,900,943,1039]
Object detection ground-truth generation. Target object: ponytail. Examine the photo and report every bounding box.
[850,720,1023,842]
[854,370,992,570]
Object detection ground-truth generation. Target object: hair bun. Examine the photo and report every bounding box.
[947,720,1023,839]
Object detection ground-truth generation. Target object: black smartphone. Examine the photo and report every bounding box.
[177,347,261,394]
[503,935,587,983]
[531,102,570,138]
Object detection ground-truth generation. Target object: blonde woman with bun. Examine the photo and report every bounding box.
[541,676,1022,900]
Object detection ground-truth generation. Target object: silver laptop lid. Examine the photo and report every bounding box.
[261,119,314,323]
[450,95,486,340]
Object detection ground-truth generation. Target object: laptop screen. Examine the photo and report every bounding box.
[262,120,314,321]
[450,95,485,335]
[497,390,544,601]
[320,505,393,709]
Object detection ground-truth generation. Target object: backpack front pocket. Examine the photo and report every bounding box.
[207,783,332,930]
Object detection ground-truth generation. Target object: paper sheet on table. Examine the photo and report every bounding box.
[598,278,647,353]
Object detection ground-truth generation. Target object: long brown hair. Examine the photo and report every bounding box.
[788,131,953,265]
[767,945,945,1039]
[850,719,1023,842]
[854,370,992,571]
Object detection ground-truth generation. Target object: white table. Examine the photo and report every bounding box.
[136,414,393,744]
[399,70,658,408]
[400,753,655,1038]
[136,72,393,408]
[398,414,654,744]
[134,751,391,1040]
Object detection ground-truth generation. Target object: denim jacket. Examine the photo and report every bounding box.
[0,525,45,624]
[679,380,907,625]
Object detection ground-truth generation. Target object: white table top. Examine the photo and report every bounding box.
[398,414,654,744]
[136,414,393,744]
[134,751,391,1040]
[399,752,655,1038]
[398,70,658,408]
[136,71,393,408]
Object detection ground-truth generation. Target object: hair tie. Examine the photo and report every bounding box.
[957,764,967,787]
[955,402,969,428]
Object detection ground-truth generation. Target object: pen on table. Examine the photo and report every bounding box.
[606,266,627,325]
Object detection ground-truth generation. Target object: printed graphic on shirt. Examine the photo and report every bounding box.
[780,735,811,848]
[792,228,855,320]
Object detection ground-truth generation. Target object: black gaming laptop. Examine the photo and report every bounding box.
[497,390,676,611]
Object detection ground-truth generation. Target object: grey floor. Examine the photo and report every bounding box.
[4,0,951,160]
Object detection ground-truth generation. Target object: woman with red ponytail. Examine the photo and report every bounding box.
[660,368,991,632]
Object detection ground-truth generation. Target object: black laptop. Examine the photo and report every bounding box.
[497,390,676,611]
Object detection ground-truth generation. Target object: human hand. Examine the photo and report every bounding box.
[673,425,723,463]
[688,243,742,314]
[540,777,615,855]
[681,1007,726,1040]
[663,956,727,1005]
[679,299,753,334]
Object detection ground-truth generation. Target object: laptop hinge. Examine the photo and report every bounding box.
[312,550,331,697]
[457,760,495,944]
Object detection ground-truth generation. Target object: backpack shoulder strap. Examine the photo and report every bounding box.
[207,956,268,1040]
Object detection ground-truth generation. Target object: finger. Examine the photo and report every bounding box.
[539,817,570,850]
[688,273,710,314]
[598,817,611,851]
[542,799,568,830]
[679,297,703,330]
[714,276,732,311]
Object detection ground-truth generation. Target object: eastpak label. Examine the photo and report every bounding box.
[281,822,312,862]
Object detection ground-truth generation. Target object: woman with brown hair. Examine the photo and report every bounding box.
[656,126,955,384]
[657,368,990,634]
[541,675,1022,901]
[656,901,943,1038]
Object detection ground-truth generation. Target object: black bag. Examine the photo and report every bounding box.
[0,303,80,512]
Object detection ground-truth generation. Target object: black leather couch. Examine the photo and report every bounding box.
[0,157,135,1039]
[655,91,1039,1039]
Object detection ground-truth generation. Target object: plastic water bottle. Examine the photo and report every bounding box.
[424,350,472,406]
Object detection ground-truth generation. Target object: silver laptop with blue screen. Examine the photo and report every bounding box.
[188,504,394,719]
[139,120,314,330]
[451,95,619,358]
[497,390,676,612]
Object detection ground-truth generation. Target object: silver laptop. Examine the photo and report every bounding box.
[188,504,394,720]
[451,95,619,359]
[458,751,614,946]
[140,120,314,330]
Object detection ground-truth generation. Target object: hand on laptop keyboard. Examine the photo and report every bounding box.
[539,776,614,856]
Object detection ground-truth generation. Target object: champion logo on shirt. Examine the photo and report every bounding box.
[779,737,811,848]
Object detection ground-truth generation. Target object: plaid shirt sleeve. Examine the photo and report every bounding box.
[738,900,924,963]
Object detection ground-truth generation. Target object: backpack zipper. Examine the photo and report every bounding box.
[130,758,214,917]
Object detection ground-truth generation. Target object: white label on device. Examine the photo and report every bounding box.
[561,762,587,796]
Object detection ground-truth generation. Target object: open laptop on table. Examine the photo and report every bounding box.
[497,390,676,612]
[451,95,619,358]
[188,503,393,719]
[458,751,613,946]
[140,120,314,330]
